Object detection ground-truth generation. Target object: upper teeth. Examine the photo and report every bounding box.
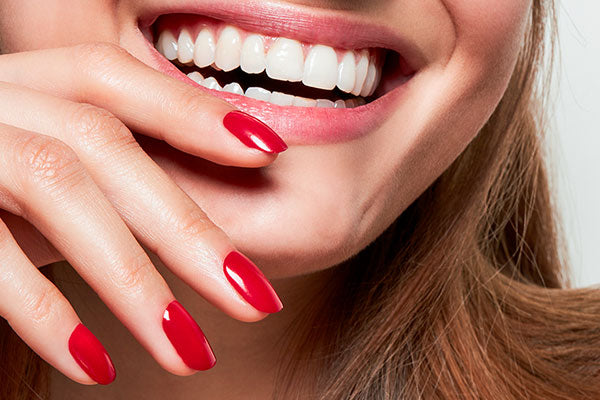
[156,25,382,97]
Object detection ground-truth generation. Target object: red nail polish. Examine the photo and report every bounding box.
[223,251,283,314]
[162,301,216,371]
[68,323,116,385]
[223,111,288,153]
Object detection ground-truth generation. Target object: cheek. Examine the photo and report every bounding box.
[0,0,116,52]
[428,0,531,150]
[449,0,531,32]
[355,1,533,243]
[443,0,532,74]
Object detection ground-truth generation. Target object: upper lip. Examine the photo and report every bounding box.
[138,0,426,73]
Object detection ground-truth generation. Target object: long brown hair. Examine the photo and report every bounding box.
[3,0,600,399]
[276,0,600,398]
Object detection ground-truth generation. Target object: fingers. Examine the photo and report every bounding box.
[0,123,215,375]
[0,217,115,385]
[0,43,287,167]
[0,83,283,322]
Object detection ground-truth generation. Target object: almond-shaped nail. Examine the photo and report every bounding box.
[223,251,283,313]
[162,300,216,371]
[223,111,288,153]
[68,323,116,385]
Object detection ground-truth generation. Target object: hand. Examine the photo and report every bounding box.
[0,43,285,385]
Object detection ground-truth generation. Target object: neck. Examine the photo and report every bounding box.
[50,251,333,399]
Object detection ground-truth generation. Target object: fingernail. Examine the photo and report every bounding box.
[223,251,284,314]
[223,111,288,153]
[68,323,116,385]
[162,300,216,371]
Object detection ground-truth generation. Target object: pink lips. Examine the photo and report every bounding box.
[139,0,415,145]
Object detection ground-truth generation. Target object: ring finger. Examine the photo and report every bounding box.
[0,123,215,376]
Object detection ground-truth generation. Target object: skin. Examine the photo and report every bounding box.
[0,0,531,398]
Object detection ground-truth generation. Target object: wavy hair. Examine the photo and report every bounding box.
[276,1,600,399]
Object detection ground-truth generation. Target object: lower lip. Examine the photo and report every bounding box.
[146,40,409,146]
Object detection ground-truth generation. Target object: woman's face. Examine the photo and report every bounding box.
[0,0,530,278]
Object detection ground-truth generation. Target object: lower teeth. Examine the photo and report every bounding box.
[186,71,366,108]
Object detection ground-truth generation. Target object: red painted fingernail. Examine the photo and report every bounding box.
[162,301,216,371]
[223,251,283,314]
[223,111,288,153]
[68,323,116,385]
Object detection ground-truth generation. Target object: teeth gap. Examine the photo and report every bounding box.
[178,63,366,103]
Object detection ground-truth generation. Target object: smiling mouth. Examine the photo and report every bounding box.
[152,14,411,109]
[139,2,420,145]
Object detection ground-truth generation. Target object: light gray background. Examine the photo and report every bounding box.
[553,1,600,287]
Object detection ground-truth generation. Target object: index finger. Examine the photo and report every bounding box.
[0,43,287,167]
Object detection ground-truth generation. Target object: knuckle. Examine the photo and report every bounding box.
[176,209,216,238]
[175,86,213,117]
[15,134,84,190]
[174,86,230,121]
[67,104,137,154]
[73,42,133,82]
[74,42,130,65]
[22,285,66,325]
[109,251,154,295]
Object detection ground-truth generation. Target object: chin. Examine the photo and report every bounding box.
[117,0,525,280]
[125,1,427,278]
[136,131,392,279]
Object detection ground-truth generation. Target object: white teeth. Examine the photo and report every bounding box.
[240,34,266,74]
[266,38,304,82]
[158,26,387,108]
[186,69,366,108]
[361,61,377,97]
[302,45,338,90]
[351,52,369,96]
[215,26,242,72]
[245,87,271,101]
[370,67,381,97]
[270,91,295,106]
[187,71,204,84]
[201,76,222,91]
[193,29,216,68]
[334,100,346,109]
[293,97,317,107]
[177,29,195,63]
[158,31,178,61]
[316,99,335,108]
[337,51,357,93]
[223,82,244,95]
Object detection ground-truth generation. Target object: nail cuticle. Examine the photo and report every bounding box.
[223,251,284,314]
[223,110,288,153]
[68,323,116,385]
[162,300,216,371]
